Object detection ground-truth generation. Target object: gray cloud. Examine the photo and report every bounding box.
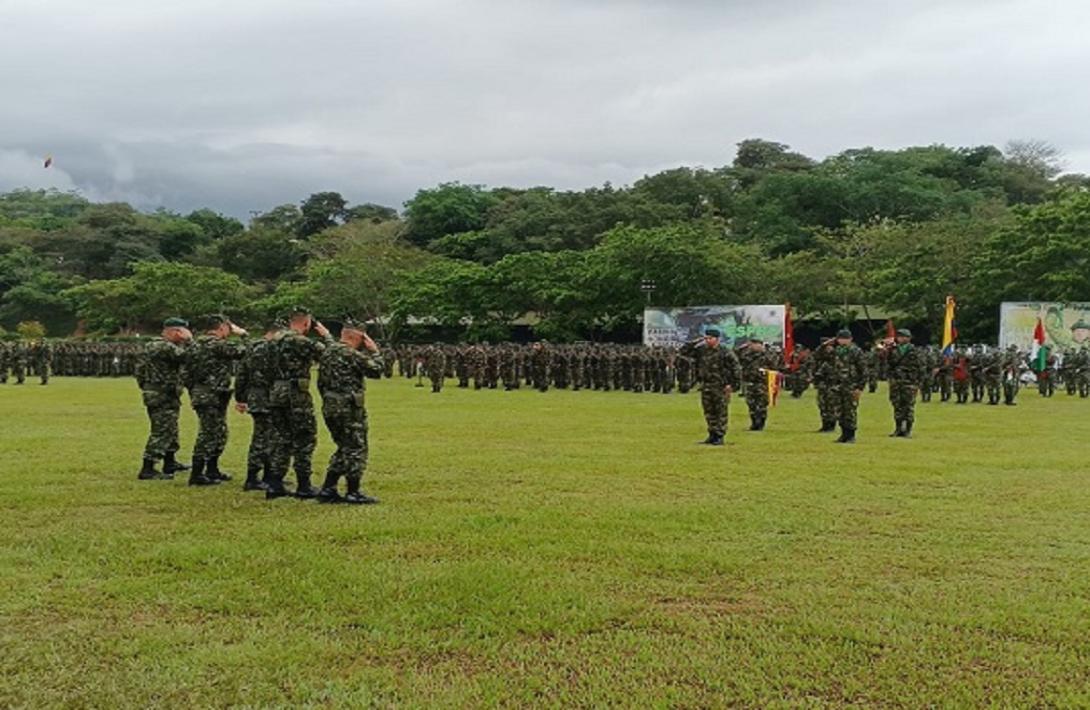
[2,0,1087,218]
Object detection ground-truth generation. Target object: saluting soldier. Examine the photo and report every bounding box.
[316,318,385,505]
[679,328,742,446]
[135,318,193,480]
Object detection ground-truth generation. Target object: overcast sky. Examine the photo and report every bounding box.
[2,0,1088,219]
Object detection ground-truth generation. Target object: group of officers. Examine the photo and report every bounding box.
[136,308,383,504]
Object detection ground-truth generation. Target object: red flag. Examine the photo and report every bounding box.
[783,303,795,367]
[885,319,895,340]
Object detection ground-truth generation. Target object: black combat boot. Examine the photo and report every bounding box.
[294,474,320,499]
[708,434,725,446]
[205,456,232,482]
[698,432,715,445]
[837,428,856,444]
[162,451,189,478]
[819,421,836,433]
[343,477,379,505]
[316,471,343,504]
[264,472,292,499]
[889,420,902,438]
[187,459,218,486]
[137,458,161,480]
[901,421,913,438]
[243,464,267,491]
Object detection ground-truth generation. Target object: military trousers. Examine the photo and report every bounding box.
[888,381,917,424]
[142,389,181,460]
[700,387,728,437]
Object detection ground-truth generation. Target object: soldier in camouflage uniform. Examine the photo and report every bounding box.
[810,339,839,432]
[737,337,778,431]
[825,329,867,443]
[234,319,282,491]
[1002,345,1023,406]
[135,318,193,480]
[31,339,52,384]
[0,341,9,383]
[316,318,385,505]
[425,345,447,393]
[184,314,248,486]
[11,341,28,384]
[881,328,925,438]
[679,328,742,445]
[530,341,550,392]
[266,307,333,500]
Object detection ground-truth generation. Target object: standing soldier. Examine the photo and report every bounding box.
[32,339,53,385]
[810,339,839,432]
[184,314,248,486]
[530,341,550,392]
[234,318,282,491]
[135,318,193,480]
[0,340,9,383]
[1002,345,1023,406]
[12,341,28,384]
[882,328,925,438]
[678,328,742,446]
[826,329,867,443]
[425,344,447,393]
[737,337,777,431]
[266,307,332,500]
[316,318,385,505]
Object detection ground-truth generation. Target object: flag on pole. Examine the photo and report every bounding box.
[885,319,896,340]
[783,302,795,368]
[766,369,783,407]
[1031,317,1048,372]
[941,296,957,356]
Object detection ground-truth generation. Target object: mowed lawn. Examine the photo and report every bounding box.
[2,377,1089,707]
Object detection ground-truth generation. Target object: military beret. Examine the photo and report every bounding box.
[837,328,852,338]
[1071,319,1090,330]
[704,328,721,338]
[748,336,763,344]
[163,317,189,328]
[896,328,912,338]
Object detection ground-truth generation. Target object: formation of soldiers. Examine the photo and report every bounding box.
[392,342,735,394]
[135,310,384,505]
[0,339,53,384]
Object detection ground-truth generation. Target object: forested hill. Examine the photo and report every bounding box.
[2,139,1088,343]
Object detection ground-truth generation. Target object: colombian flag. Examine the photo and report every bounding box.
[941,296,957,357]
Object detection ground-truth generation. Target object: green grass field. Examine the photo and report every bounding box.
[2,377,1089,707]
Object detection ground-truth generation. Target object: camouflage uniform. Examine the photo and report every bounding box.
[235,337,278,488]
[826,340,867,441]
[531,344,550,392]
[0,341,9,383]
[679,339,742,443]
[884,340,925,436]
[737,344,778,430]
[31,341,52,384]
[810,343,839,432]
[136,338,188,465]
[317,341,384,500]
[426,346,447,393]
[1002,348,1023,405]
[12,342,28,384]
[267,329,332,495]
[185,334,245,473]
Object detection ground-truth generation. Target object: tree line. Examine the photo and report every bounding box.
[1,138,1088,343]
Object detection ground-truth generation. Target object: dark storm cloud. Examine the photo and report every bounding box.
[2,0,1087,218]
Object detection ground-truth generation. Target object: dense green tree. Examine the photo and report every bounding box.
[403,183,500,247]
[185,208,245,241]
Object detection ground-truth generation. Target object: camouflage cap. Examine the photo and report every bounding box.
[704,328,721,338]
[163,317,189,329]
[341,316,367,332]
